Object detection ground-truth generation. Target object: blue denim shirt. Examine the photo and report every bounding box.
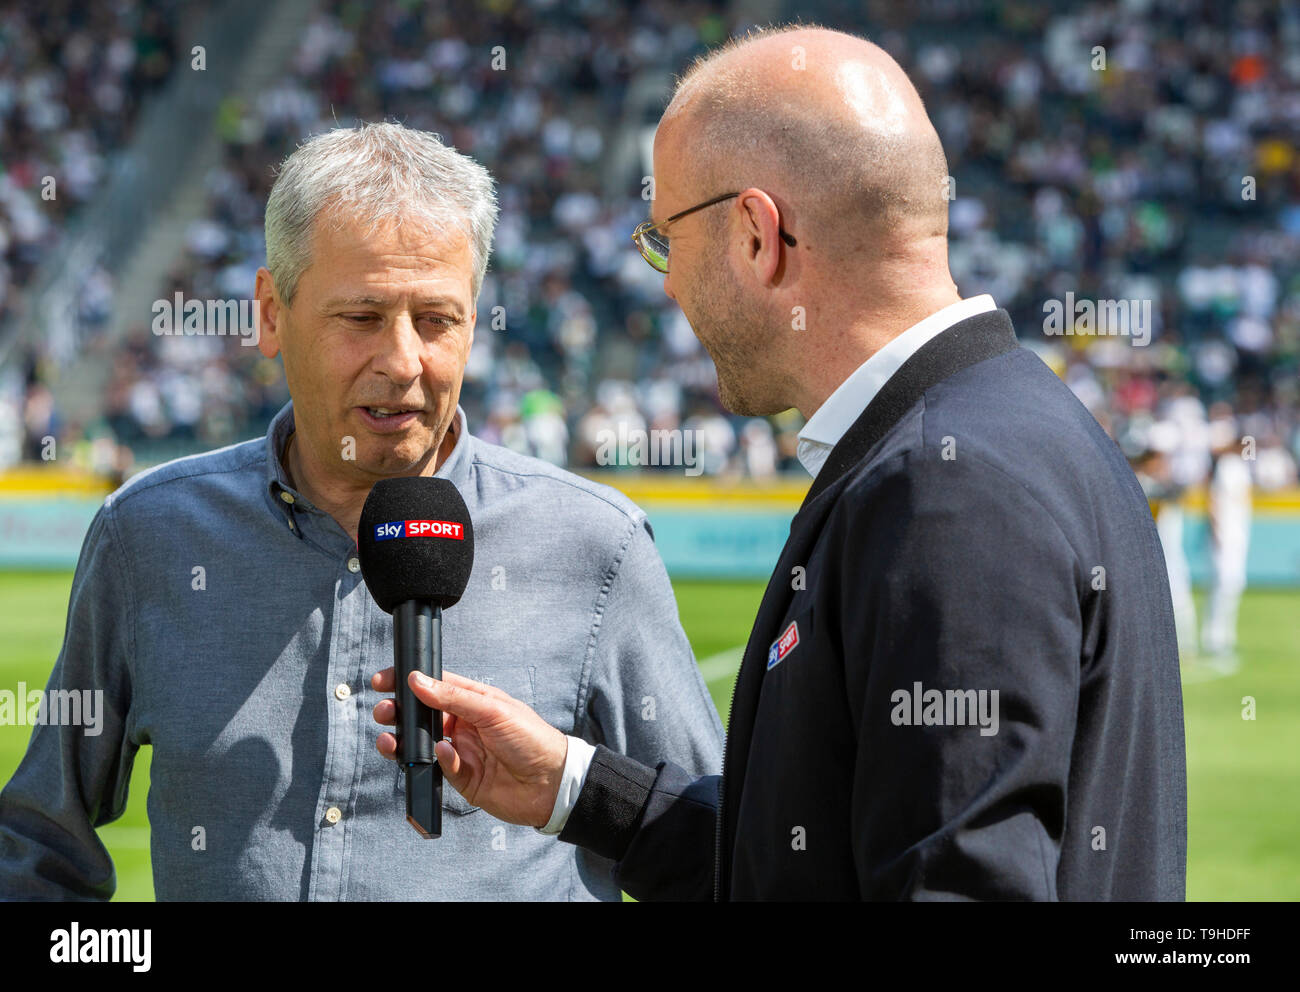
[0,401,723,900]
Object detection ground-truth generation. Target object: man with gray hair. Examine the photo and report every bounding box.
[0,122,723,900]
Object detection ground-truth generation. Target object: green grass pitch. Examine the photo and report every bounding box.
[1,571,1296,900]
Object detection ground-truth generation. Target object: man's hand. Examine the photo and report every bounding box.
[371,668,569,829]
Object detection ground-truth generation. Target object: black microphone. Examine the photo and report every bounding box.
[357,477,474,838]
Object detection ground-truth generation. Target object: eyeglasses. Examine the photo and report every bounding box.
[631,191,797,273]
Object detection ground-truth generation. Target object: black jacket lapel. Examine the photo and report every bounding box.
[719,307,1020,897]
[718,487,840,898]
[801,308,1020,509]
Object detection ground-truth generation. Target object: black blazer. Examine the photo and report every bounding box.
[560,309,1188,900]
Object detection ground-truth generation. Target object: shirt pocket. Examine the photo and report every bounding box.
[441,665,538,817]
[444,783,480,816]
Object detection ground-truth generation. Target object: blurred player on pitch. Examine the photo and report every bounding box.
[1201,403,1253,668]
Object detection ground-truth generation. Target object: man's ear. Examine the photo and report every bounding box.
[254,267,284,359]
[736,188,784,286]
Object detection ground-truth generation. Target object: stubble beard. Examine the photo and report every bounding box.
[685,261,782,417]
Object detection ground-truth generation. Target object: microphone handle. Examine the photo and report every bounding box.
[394,600,443,838]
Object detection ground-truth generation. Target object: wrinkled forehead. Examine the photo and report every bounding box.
[310,201,471,258]
[295,206,476,306]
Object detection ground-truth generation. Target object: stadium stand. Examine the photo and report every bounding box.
[1,0,1296,494]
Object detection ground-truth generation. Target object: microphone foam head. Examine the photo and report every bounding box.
[357,477,475,613]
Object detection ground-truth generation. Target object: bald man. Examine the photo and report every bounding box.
[372,25,1187,900]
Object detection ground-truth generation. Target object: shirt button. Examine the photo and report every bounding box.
[325,806,342,825]
[280,491,295,504]
[334,683,351,701]
[347,557,360,573]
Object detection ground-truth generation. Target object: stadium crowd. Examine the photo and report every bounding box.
[0,0,201,469]
[1,0,1297,493]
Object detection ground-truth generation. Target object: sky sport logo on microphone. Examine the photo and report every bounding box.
[373,519,466,541]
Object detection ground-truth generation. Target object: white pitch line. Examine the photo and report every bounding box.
[98,826,152,849]
[697,646,744,686]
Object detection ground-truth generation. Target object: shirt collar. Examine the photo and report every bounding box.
[796,294,997,478]
[263,400,474,537]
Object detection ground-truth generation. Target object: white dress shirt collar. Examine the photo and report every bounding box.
[796,295,998,478]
